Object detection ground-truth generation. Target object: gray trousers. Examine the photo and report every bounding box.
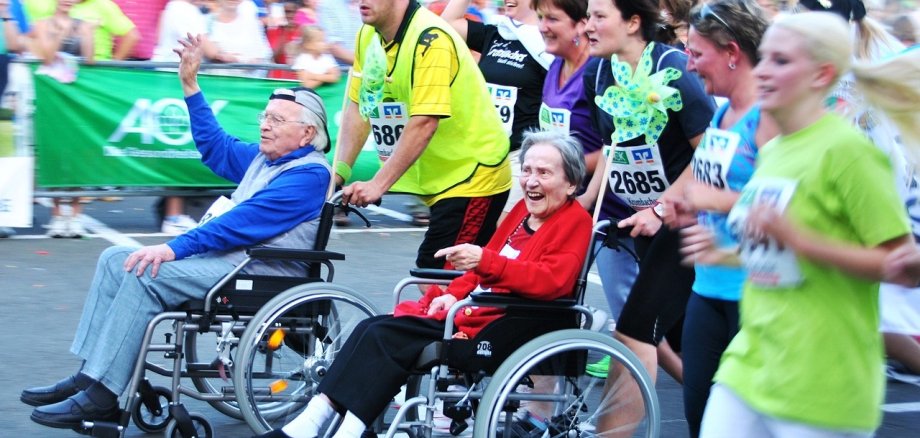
[69,246,235,395]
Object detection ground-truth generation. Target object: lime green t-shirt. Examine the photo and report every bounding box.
[24,0,56,21]
[70,0,136,61]
[716,113,910,431]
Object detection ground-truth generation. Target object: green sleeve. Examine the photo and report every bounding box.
[832,141,910,246]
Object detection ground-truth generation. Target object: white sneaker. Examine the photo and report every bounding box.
[68,218,87,238]
[582,306,609,332]
[46,216,68,238]
[161,215,198,235]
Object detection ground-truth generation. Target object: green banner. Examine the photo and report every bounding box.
[34,66,379,187]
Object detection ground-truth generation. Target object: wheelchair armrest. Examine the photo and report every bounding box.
[246,248,345,261]
[469,292,577,309]
[408,268,464,280]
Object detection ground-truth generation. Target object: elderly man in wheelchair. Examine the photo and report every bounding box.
[253,129,594,438]
[21,34,333,432]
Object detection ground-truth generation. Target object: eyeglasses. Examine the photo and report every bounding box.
[258,112,306,128]
[700,3,741,43]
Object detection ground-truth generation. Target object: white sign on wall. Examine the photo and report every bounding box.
[0,157,34,227]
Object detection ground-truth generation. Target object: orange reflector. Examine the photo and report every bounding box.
[267,329,285,350]
[270,380,288,394]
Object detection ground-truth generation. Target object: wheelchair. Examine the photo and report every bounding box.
[77,191,380,438]
[230,220,661,438]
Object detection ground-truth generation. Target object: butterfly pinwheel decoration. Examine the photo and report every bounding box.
[595,42,684,145]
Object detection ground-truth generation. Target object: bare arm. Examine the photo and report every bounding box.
[2,19,23,53]
[112,27,140,60]
[175,34,205,96]
[440,0,471,40]
[328,43,354,65]
[80,21,95,63]
[343,115,439,206]
[31,20,60,64]
[748,204,914,282]
[334,99,372,185]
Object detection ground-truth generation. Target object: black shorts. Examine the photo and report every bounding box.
[416,191,509,269]
[616,225,694,350]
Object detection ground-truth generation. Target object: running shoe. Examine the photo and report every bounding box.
[161,214,198,235]
[585,356,610,378]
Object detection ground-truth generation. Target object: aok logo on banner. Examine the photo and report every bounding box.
[108,98,229,147]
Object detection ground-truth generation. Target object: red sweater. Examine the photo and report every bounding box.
[394,199,592,337]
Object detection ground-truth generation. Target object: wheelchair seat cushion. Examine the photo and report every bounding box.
[179,275,322,314]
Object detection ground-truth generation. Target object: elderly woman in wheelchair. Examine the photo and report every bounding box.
[255,129,593,438]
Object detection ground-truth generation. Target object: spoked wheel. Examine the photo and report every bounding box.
[474,330,660,438]
[164,412,213,438]
[234,283,380,434]
[131,385,173,432]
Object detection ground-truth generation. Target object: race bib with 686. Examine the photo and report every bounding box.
[368,102,407,162]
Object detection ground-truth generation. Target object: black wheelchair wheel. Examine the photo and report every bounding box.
[164,413,213,438]
[131,385,172,432]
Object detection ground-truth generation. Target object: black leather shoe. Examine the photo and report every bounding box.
[21,376,83,407]
[30,391,120,429]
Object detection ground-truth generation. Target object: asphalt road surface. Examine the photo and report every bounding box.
[1,196,918,437]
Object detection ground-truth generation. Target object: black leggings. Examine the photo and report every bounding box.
[615,226,694,349]
[681,293,739,438]
[317,315,446,425]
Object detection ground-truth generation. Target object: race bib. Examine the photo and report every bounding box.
[606,144,669,209]
[539,103,571,133]
[488,83,517,137]
[692,128,740,190]
[198,196,237,227]
[368,102,407,162]
[727,178,802,288]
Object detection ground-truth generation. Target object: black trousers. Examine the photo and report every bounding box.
[317,315,446,425]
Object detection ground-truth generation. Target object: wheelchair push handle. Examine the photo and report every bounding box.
[327,189,376,228]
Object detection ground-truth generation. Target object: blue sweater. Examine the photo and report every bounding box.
[166,92,330,260]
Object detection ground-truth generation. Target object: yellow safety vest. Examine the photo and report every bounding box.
[355,8,509,196]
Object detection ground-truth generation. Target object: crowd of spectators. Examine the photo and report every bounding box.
[1,0,916,85]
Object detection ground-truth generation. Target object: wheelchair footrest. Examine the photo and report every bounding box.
[79,420,123,438]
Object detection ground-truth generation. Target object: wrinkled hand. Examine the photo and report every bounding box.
[883,243,920,288]
[124,244,176,278]
[619,207,662,238]
[426,294,458,316]
[342,180,385,208]
[174,33,204,93]
[679,224,733,266]
[435,243,483,271]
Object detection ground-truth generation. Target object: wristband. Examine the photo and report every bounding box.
[651,201,664,220]
[334,161,352,182]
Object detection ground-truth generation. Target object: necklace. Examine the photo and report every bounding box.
[560,47,589,87]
